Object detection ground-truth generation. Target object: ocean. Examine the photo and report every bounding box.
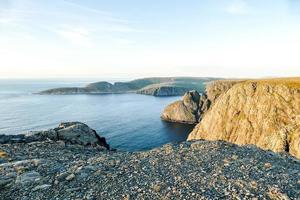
[0,79,194,151]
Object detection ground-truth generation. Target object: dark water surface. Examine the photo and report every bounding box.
[0,79,194,151]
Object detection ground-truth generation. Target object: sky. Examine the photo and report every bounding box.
[0,0,300,79]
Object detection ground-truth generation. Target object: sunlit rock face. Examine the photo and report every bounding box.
[161,91,209,124]
[188,79,300,159]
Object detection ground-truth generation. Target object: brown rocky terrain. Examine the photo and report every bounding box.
[188,78,300,159]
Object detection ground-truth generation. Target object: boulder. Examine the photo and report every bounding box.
[55,122,109,148]
[0,122,109,150]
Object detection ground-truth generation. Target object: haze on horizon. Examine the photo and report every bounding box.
[1,0,300,79]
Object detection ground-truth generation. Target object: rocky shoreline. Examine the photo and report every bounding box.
[1,137,299,200]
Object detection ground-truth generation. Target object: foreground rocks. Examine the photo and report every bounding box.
[0,122,109,149]
[161,91,211,124]
[0,140,299,199]
[188,79,300,159]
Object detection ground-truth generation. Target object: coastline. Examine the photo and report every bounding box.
[1,135,299,199]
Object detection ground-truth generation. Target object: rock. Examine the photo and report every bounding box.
[65,173,75,181]
[15,171,41,185]
[55,122,109,148]
[160,80,242,124]
[268,187,290,200]
[0,176,15,188]
[0,122,110,149]
[33,184,51,191]
[188,79,300,159]
[197,93,211,121]
[137,86,188,96]
[0,140,299,199]
[205,80,244,103]
[0,134,26,144]
[161,91,209,124]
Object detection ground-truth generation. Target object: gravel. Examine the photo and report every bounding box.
[0,140,299,200]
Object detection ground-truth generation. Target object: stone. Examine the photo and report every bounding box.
[0,122,110,149]
[33,184,52,191]
[15,171,41,185]
[65,173,75,181]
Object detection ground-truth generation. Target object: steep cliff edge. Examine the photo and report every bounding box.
[188,78,300,159]
[205,80,245,102]
[161,80,242,124]
[161,91,210,124]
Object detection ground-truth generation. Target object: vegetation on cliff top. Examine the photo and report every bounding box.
[39,77,220,96]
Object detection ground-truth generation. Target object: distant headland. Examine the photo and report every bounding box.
[38,77,221,96]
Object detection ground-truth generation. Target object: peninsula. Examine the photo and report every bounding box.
[38,77,220,96]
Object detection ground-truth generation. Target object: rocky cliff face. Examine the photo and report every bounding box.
[188,79,300,159]
[161,80,241,124]
[0,122,109,149]
[205,80,244,103]
[161,91,210,124]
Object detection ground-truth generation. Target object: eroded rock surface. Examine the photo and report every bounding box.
[205,80,245,103]
[0,122,109,149]
[161,80,242,124]
[188,79,300,159]
[161,91,206,124]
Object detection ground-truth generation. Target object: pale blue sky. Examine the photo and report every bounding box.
[1,0,300,78]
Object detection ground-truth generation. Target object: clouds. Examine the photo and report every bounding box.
[1,0,300,79]
[225,0,249,15]
[54,27,92,47]
[0,0,144,47]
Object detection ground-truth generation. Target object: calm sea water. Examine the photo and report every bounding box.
[0,79,194,151]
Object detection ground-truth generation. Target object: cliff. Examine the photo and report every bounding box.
[205,79,245,102]
[161,91,210,124]
[1,135,299,199]
[188,78,300,159]
[161,80,241,124]
[39,77,220,96]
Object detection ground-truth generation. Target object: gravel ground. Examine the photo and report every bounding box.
[0,140,299,200]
